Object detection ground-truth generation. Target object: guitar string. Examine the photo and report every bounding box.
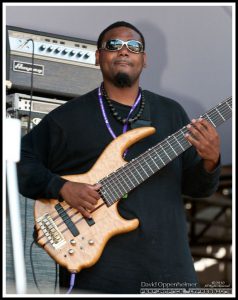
[37,98,232,228]
[37,98,232,239]
[97,99,232,203]
[54,101,231,216]
[101,115,232,203]
[37,101,232,230]
[100,116,231,204]
[37,203,106,243]
[39,100,232,245]
[101,102,232,199]
[99,98,232,190]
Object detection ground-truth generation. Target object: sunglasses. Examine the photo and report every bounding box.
[100,39,144,54]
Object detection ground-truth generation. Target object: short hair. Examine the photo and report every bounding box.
[97,21,145,50]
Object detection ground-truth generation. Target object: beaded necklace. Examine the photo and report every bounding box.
[98,84,143,157]
[100,83,145,125]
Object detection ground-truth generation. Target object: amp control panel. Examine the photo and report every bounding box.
[8,27,98,68]
[6,26,102,98]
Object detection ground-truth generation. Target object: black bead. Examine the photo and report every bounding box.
[102,84,145,125]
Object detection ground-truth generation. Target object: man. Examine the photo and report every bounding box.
[17,21,221,294]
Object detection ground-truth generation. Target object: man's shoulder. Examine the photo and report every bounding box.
[57,88,97,109]
[144,90,184,111]
[49,88,98,117]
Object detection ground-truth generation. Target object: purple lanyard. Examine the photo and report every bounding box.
[98,86,141,156]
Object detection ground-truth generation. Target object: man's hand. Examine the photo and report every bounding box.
[59,182,101,218]
[185,118,220,172]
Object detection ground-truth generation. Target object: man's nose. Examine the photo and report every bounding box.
[118,45,129,55]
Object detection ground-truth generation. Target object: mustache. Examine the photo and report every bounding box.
[113,58,133,66]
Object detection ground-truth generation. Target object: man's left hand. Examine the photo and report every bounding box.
[185,118,220,172]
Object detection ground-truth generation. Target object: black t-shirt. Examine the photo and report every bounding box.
[17,88,221,293]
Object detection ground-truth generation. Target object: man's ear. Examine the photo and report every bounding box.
[95,50,100,66]
[143,52,147,68]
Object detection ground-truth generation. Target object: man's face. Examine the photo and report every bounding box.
[96,26,146,87]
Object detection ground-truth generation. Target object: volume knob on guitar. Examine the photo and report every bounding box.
[88,239,94,245]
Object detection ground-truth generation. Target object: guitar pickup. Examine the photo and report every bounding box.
[55,203,80,237]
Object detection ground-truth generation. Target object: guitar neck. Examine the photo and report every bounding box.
[99,96,232,206]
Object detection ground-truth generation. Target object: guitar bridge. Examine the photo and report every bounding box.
[36,213,66,249]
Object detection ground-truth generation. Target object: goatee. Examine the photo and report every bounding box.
[113,72,132,88]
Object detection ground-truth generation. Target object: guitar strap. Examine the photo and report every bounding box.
[130,94,152,129]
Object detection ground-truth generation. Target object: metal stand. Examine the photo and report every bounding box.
[5,118,27,294]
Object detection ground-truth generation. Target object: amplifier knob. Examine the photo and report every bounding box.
[55,47,62,53]
[62,48,68,55]
[77,51,83,57]
[69,50,76,56]
[47,46,54,52]
[39,45,46,51]
[84,52,90,59]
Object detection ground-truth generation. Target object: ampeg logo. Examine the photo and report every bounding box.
[13,61,44,76]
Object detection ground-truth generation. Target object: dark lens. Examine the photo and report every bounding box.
[106,39,123,51]
[127,40,143,53]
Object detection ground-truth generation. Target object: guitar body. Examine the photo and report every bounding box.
[34,127,156,273]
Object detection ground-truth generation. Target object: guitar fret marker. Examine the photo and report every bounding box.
[150,155,159,169]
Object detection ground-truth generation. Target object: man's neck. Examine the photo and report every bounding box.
[103,81,140,106]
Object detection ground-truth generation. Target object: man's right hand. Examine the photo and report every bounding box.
[59,181,101,218]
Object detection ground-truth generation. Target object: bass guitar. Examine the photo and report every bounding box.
[34,96,232,273]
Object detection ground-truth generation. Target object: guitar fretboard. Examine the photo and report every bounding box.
[99,96,232,206]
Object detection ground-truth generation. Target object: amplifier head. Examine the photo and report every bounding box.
[6,93,67,134]
[6,26,102,98]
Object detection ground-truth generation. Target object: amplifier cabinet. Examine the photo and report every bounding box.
[7,26,102,98]
[6,93,67,134]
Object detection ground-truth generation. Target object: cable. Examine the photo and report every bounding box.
[30,240,58,294]
[54,263,58,294]
[66,273,76,294]
[24,38,35,134]
[30,231,59,294]
[29,240,41,293]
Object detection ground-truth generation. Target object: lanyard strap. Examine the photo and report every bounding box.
[98,86,142,156]
[122,92,142,133]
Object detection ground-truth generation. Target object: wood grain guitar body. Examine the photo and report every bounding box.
[34,127,155,273]
[33,95,232,274]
